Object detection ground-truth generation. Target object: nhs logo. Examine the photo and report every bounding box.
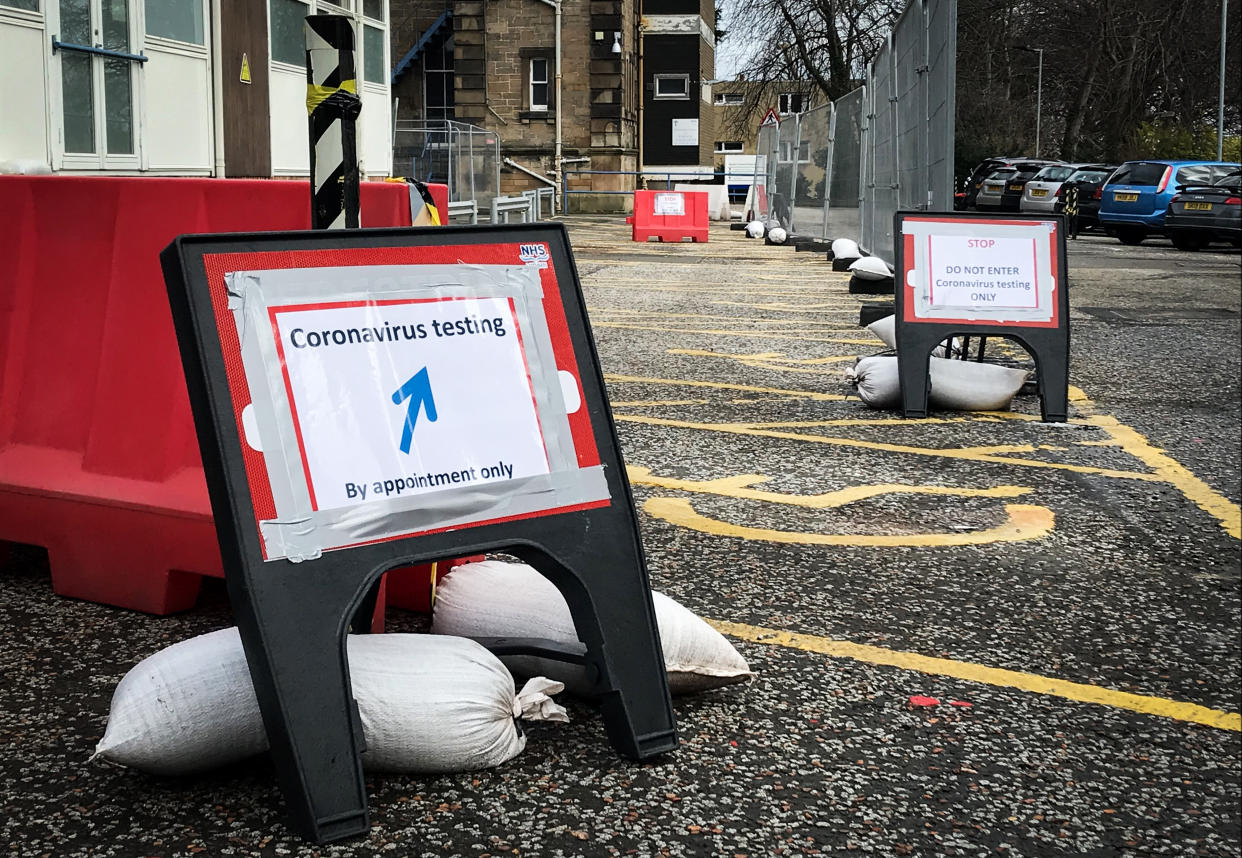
[519,243,550,264]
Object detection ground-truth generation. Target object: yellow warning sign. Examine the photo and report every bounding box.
[240,52,252,84]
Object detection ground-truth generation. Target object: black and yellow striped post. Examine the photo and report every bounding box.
[305,15,362,230]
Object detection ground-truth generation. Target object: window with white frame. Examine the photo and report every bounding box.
[653,73,691,100]
[714,92,743,106]
[361,0,386,85]
[529,57,550,111]
[778,92,803,114]
[714,141,744,153]
[270,0,310,66]
[145,0,205,44]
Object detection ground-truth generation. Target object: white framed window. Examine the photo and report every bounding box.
[529,56,549,111]
[361,0,385,86]
[653,73,690,100]
[714,91,743,106]
[48,0,143,170]
[269,0,311,67]
[714,140,744,153]
[144,0,204,44]
[778,92,803,115]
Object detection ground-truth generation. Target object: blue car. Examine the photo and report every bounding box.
[1099,160,1241,245]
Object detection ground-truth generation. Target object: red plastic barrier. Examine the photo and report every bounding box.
[385,555,486,613]
[630,189,709,243]
[0,176,442,623]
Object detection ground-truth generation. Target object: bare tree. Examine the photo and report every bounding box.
[721,0,903,136]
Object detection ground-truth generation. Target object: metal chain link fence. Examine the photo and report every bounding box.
[748,0,957,263]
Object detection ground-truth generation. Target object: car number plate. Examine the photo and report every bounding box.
[1031,189,1048,197]
[1114,192,1139,202]
[1008,184,1024,192]
[1184,202,1214,211]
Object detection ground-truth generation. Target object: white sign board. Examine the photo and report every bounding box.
[671,118,699,147]
[901,219,1058,324]
[272,297,549,511]
[652,192,685,217]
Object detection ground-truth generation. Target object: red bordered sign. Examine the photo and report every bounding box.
[200,241,608,561]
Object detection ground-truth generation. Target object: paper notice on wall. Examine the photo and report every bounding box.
[671,118,698,147]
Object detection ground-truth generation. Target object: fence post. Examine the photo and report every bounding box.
[305,16,362,229]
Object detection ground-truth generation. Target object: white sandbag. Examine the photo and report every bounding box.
[847,355,1028,412]
[745,220,765,238]
[767,226,788,244]
[865,315,958,357]
[831,237,860,260]
[93,628,566,776]
[927,357,1029,411]
[848,355,901,409]
[866,314,898,348]
[848,256,893,280]
[431,560,753,695]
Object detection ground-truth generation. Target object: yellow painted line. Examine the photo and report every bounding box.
[1085,414,1242,540]
[670,349,860,366]
[609,399,708,407]
[711,300,855,312]
[615,414,1166,483]
[604,373,850,402]
[707,619,1242,732]
[646,497,1054,546]
[593,322,877,345]
[628,465,1032,508]
[951,444,1038,456]
[596,312,849,326]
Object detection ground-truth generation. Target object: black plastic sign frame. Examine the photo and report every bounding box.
[893,211,1070,422]
[160,224,677,843]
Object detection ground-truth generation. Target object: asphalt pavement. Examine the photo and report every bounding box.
[1,220,1239,857]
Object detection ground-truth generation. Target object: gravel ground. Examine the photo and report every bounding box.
[1,220,1238,857]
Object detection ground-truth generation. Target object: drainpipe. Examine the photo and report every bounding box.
[211,0,226,176]
[535,0,562,199]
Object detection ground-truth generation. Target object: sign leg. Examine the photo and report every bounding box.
[1034,342,1070,422]
[512,535,677,760]
[897,333,936,419]
[234,580,370,843]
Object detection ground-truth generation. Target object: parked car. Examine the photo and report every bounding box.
[1099,160,1241,245]
[962,157,1024,209]
[1052,165,1117,230]
[974,166,1017,210]
[974,160,1060,211]
[1020,164,1080,212]
[1164,168,1242,250]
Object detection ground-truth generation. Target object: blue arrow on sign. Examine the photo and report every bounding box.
[391,367,438,454]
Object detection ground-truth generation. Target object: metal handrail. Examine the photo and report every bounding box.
[559,168,720,211]
[52,37,148,63]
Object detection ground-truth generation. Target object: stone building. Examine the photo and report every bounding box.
[389,0,721,209]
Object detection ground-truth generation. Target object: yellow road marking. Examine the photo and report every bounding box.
[596,311,850,326]
[604,374,849,401]
[1083,414,1242,540]
[609,399,708,407]
[647,497,1054,546]
[707,619,1242,732]
[615,414,1165,483]
[593,322,877,345]
[667,348,859,373]
[628,465,1032,508]
[711,300,853,312]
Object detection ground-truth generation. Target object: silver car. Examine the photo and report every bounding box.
[975,167,1016,210]
[1020,164,1079,212]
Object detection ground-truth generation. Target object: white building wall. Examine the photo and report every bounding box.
[0,11,51,167]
